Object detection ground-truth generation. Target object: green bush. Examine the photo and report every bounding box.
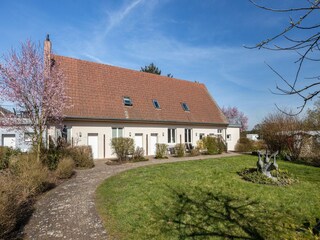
[235,137,254,152]
[0,147,21,170]
[155,144,168,159]
[175,143,185,157]
[55,157,75,179]
[41,148,61,171]
[66,146,94,168]
[111,137,134,162]
[132,147,148,162]
[202,136,223,155]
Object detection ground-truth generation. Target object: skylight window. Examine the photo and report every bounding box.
[153,99,160,109]
[123,97,133,106]
[181,102,190,111]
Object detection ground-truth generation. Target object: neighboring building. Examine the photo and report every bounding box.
[247,134,259,141]
[45,38,239,158]
[0,107,33,152]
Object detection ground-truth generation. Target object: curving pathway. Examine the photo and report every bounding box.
[22,152,240,240]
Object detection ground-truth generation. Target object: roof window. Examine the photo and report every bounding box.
[123,97,133,106]
[181,102,190,111]
[153,99,161,109]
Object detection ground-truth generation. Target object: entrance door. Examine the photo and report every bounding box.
[134,134,143,149]
[2,134,16,148]
[150,134,158,155]
[88,133,98,159]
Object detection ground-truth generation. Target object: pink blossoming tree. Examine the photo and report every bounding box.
[222,106,248,131]
[0,39,69,161]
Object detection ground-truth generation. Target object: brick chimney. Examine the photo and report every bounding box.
[44,34,52,61]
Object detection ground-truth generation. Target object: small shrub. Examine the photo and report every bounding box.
[66,146,94,168]
[9,153,50,196]
[55,157,75,179]
[175,143,185,157]
[132,147,148,162]
[41,148,61,171]
[0,147,21,170]
[111,138,134,162]
[196,140,205,152]
[155,144,168,159]
[190,147,201,156]
[202,136,220,155]
[235,137,254,152]
[252,140,266,151]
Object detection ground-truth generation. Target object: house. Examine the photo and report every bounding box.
[247,134,259,141]
[0,106,33,152]
[45,37,240,158]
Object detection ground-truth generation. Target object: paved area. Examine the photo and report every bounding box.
[22,152,240,240]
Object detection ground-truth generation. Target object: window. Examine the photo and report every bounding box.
[24,132,34,142]
[217,129,222,134]
[199,133,205,140]
[123,97,132,106]
[227,134,232,141]
[153,99,161,109]
[181,102,190,111]
[185,128,192,143]
[112,127,123,138]
[168,128,176,143]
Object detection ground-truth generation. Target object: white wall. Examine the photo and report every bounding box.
[50,122,238,159]
[226,126,240,151]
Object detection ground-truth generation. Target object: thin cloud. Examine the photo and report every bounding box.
[102,0,144,37]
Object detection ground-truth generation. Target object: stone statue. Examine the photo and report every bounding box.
[257,150,279,179]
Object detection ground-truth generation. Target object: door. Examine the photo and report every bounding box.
[134,134,143,149]
[88,133,98,159]
[2,134,16,148]
[150,134,158,155]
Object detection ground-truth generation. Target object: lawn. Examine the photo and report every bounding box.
[95,155,320,239]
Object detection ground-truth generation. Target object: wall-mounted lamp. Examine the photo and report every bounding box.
[79,132,82,138]
[129,132,131,137]
[162,132,164,136]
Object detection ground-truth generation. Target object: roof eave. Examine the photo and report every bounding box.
[63,116,228,127]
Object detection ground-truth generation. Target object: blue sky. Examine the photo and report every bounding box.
[1,0,317,129]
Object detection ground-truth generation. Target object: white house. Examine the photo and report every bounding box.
[0,107,33,152]
[45,37,240,158]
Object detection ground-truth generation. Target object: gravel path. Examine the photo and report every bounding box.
[22,152,240,240]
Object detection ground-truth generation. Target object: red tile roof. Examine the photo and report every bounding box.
[54,55,228,126]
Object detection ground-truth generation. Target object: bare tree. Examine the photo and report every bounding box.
[247,0,320,114]
[0,37,69,161]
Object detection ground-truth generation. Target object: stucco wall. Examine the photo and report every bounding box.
[49,122,235,159]
[226,126,240,151]
[0,128,33,152]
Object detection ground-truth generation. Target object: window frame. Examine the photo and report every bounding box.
[185,128,192,143]
[168,128,176,144]
[123,97,133,106]
[181,102,190,111]
[152,99,161,109]
[112,127,123,138]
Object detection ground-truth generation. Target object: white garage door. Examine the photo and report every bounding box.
[150,134,158,155]
[134,134,143,149]
[2,134,16,148]
[88,133,98,159]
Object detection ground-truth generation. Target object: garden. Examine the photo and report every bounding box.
[0,142,94,239]
[96,155,320,239]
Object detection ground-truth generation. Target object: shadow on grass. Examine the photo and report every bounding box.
[150,187,292,240]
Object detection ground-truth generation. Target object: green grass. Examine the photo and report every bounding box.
[95,155,320,239]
